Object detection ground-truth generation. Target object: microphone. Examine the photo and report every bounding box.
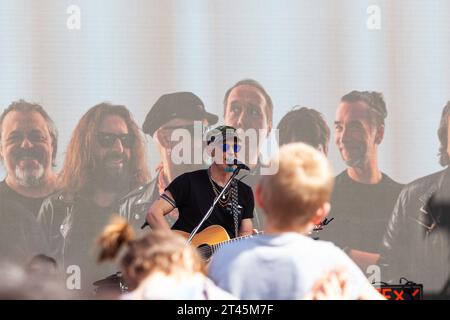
[233,159,250,171]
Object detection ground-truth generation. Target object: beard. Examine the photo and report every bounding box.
[344,157,365,169]
[11,147,48,187]
[340,143,368,169]
[15,164,45,187]
[90,152,132,193]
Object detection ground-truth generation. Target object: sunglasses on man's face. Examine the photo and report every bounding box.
[96,132,134,149]
[222,143,241,153]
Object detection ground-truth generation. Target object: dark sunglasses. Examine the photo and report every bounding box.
[222,143,241,153]
[96,132,134,148]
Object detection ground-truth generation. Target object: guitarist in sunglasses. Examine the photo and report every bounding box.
[145,125,255,243]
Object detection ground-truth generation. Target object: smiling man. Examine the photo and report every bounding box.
[0,100,58,264]
[318,91,403,272]
[38,103,150,294]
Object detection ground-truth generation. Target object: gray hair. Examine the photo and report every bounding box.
[0,100,58,166]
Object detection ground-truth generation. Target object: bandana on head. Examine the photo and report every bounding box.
[205,125,240,156]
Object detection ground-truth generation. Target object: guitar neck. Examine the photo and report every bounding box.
[210,232,262,255]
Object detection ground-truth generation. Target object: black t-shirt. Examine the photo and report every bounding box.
[317,171,403,253]
[0,180,49,264]
[166,169,254,238]
[0,180,46,217]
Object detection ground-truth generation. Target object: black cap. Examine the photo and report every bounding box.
[142,92,219,136]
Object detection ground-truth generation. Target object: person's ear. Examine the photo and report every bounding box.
[323,142,329,156]
[267,121,272,137]
[317,144,329,157]
[374,124,385,145]
[310,202,330,225]
[155,129,171,148]
[255,184,265,210]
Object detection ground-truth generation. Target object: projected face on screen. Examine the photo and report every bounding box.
[334,101,381,169]
[93,114,132,190]
[224,84,272,165]
[0,111,54,187]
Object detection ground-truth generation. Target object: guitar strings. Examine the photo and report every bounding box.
[194,231,264,257]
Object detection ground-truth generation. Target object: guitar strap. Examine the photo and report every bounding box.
[229,178,241,238]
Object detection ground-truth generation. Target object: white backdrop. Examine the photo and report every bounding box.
[1,0,449,183]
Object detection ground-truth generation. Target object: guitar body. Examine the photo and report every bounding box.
[173,224,260,260]
[173,225,230,248]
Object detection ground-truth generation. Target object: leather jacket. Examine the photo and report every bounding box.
[380,168,450,293]
[37,178,159,267]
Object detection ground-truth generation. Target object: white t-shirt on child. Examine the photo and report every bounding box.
[208,232,369,300]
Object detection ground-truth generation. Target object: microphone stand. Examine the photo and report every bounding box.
[186,166,242,244]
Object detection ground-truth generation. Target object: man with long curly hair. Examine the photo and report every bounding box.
[38,102,150,295]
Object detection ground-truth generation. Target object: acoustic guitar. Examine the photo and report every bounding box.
[173,225,260,260]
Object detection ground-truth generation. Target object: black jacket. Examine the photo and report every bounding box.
[37,178,159,268]
[380,168,450,293]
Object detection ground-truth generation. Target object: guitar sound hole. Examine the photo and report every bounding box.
[197,244,213,260]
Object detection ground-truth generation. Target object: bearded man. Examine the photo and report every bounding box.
[38,102,150,294]
[0,100,58,264]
